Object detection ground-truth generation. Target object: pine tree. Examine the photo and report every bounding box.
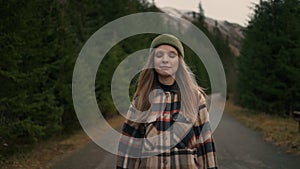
[188,1,236,95]
[0,0,170,162]
[238,0,300,115]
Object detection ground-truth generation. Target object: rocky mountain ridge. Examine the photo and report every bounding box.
[161,7,244,56]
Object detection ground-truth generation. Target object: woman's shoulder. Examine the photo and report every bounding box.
[195,88,207,105]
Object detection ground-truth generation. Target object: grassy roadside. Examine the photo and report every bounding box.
[224,99,300,156]
[3,101,300,169]
[1,115,125,169]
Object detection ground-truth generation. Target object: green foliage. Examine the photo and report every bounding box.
[191,2,236,95]
[238,0,300,115]
[96,34,156,117]
[184,45,211,93]
[0,0,234,163]
[0,0,156,163]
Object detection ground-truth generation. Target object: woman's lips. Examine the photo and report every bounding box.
[159,66,171,69]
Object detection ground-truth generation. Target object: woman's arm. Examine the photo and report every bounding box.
[194,93,218,169]
[116,119,144,169]
[116,98,145,169]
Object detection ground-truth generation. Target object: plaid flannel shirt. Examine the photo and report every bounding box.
[116,83,217,169]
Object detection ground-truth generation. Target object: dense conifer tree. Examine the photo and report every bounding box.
[238,0,300,115]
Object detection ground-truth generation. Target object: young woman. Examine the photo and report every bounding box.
[116,34,217,169]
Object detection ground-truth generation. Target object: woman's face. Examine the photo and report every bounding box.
[154,45,179,78]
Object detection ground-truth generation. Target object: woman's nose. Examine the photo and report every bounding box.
[162,54,169,63]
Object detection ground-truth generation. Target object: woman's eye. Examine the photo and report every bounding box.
[169,53,177,58]
[155,52,163,58]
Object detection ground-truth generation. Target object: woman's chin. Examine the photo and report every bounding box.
[157,71,172,77]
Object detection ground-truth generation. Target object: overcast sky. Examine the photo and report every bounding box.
[152,0,260,26]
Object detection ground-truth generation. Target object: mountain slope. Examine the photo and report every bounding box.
[161,7,244,56]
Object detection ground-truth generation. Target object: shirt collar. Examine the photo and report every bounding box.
[154,77,179,94]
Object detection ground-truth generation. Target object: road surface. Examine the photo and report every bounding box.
[51,114,300,169]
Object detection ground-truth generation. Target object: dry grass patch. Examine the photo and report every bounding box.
[225,100,300,156]
[2,115,125,169]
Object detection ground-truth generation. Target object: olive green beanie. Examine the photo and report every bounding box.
[150,34,184,58]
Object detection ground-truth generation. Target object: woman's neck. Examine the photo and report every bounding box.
[158,75,175,85]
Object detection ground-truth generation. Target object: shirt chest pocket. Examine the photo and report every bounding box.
[143,115,173,153]
[143,113,194,151]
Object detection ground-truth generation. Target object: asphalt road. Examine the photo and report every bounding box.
[51,114,300,169]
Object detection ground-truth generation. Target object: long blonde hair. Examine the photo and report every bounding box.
[133,49,204,120]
